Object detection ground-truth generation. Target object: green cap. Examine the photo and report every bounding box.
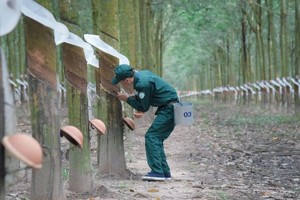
[111,64,133,85]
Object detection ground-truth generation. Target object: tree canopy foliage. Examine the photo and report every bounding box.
[162,0,298,91]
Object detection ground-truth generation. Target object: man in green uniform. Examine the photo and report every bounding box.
[112,64,179,181]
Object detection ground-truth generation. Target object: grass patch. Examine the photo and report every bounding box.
[62,168,69,181]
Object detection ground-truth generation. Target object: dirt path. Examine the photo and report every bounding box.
[6,97,300,200]
[87,97,300,200]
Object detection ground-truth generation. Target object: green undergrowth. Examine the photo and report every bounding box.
[187,96,300,131]
[224,113,300,126]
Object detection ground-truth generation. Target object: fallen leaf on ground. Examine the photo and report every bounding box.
[147,188,159,192]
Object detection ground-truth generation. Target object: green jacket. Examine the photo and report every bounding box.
[127,70,178,112]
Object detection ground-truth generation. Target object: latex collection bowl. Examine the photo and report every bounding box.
[2,133,43,169]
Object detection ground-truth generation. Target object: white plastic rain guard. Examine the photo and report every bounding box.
[64,32,99,68]
[21,0,99,68]
[84,34,130,65]
[174,102,194,125]
[0,0,21,36]
[21,0,69,45]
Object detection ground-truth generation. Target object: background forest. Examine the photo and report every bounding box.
[163,0,300,92]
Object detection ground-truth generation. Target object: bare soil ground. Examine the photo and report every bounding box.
[6,96,300,200]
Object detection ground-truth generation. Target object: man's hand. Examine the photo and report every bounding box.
[116,92,129,102]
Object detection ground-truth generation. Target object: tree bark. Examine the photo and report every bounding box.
[153,1,163,76]
[295,0,300,75]
[58,0,94,191]
[24,17,64,200]
[241,3,249,84]
[61,43,93,192]
[118,0,136,156]
[139,1,148,69]
[294,0,300,115]
[92,0,129,179]
[0,20,26,80]
[241,0,266,81]
[0,49,5,200]
[280,0,288,77]
[266,0,278,79]
[119,0,137,67]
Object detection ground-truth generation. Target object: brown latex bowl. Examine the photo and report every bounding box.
[60,126,83,148]
[89,119,106,135]
[133,112,144,119]
[2,134,43,169]
[123,117,135,130]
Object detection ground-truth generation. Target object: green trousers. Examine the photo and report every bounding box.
[145,104,175,174]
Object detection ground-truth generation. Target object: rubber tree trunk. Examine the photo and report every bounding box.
[92,0,129,178]
[295,0,300,115]
[1,44,19,191]
[139,1,150,70]
[58,0,94,192]
[97,51,128,178]
[153,2,163,76]
[146,0,159,75]
[140,0,157,73]
[241,13,248,83]
[0,20,26,81]
[119,0,138,68]
[279,0,288,107]
[61,43,93,192]
[280,0,288,77]
[118,0,137,152]
[241,1,266,81]
[58,0,93,193]
[0,36,20,198]
[24,17,64,200]
[266,0,278,79]
[0,49,5,200]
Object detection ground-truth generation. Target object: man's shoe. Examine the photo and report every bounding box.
[164,172,172,180]
[142,171,165,181]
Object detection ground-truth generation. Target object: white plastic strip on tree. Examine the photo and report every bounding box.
[0,0,21,36]
[21,0,99,68]
[270,79,282,94]
[264,80,276,95]
[288,77,300,95]
[282,77,294,93]
[64,32,99,68]
[21,0,69,45]
[84,34,130,65]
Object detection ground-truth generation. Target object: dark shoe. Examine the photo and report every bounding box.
[164,172,172,180]
[142,171,165,181]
